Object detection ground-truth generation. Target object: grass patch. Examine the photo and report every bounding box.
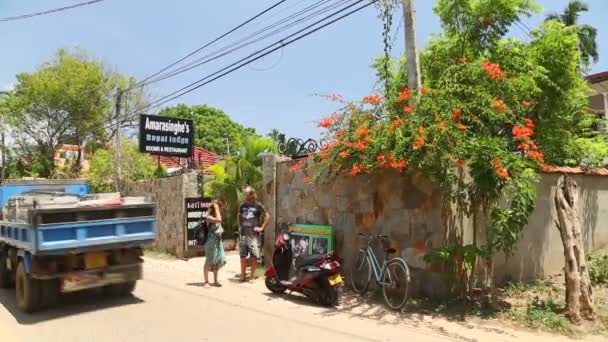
[508,298,573,335]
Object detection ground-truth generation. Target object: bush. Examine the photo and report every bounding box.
[589,251,608,285]
[565,137,608,168]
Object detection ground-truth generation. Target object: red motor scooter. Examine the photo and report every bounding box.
[264,231,342,306]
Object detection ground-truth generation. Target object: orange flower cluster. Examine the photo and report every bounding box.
[413,136,426,150]
[398,88,412,102]
[319,140,339,161]
[356,125,371,137]
[421,87,429,95]
[404,106,413,114]
[458,123,467,131]
[318,113,342,128]
[376,153,407,171]
[481,61,506,80]
[492,99,507,113]
[362,94,383,106]
[490,159,509,180]
[289,160,305,173]
[512,125,533,141]
[513,119,544,164]
[522,100,532,108]
[451,108,462,121]
[349,163,368,176]
[391,118,404,128]
[438,121,446,130]
[338,150,350,158]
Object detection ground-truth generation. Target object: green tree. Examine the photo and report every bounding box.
[203,135,276,234]
[159,104,257,155]
[87,139,164,193]
[267,129,281,142]
[0,49,146,178]
[546,0,598,68]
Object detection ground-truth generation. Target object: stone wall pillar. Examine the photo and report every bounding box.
[260,153,291,266]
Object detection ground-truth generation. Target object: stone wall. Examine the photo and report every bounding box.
[128,171,200,259]
[261,154,608,294]
[261,156,447,298]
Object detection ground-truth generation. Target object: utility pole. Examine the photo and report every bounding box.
[115,89,123,193]
[0,91,8,184]
[403,0,421,93]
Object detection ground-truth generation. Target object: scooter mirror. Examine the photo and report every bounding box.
[282,233,291,241]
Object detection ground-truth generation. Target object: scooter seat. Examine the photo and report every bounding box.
[295,254,325,269]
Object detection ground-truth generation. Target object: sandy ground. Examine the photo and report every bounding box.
[0,253,604,342]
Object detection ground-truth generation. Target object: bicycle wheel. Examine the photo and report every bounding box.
[382,258,410,310]
[350,251,371,294]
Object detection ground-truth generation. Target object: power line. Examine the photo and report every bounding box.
[0,0,106,22]
[136,0,346,89]
[131,0,289,89]
[140,0,376,112]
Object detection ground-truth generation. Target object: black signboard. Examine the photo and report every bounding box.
[139,114,194,157]
[185,197,212,249]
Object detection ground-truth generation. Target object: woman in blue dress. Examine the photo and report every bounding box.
[203,199,226,287]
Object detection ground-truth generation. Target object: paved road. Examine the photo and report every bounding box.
[0,255,596,342]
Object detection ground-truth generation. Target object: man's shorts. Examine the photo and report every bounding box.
[239,235,260,259]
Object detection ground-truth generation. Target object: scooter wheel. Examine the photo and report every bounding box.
[265,277,286,294]
[318,284,339,307]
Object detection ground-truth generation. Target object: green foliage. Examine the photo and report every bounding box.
[159,104,257,155]
[204,135,276,234]
[565,137,608,168]
[545,0,599,68]
[0,48,145,178]
[87,139,164,193]
[589,249,608,285]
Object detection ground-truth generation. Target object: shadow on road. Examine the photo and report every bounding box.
[0,288,144,325]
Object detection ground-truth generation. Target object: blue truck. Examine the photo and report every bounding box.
[0,180,156,312]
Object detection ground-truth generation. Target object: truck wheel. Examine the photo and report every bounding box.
[15,261,41,313]
[0,255,13,289]
[120,281,137,296]
[40,279,60,309]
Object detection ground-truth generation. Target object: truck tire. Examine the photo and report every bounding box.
[15,261,41,313]
[40,279,60,309]
[0,255,13,289]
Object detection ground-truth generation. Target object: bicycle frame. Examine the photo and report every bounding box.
[363,244,394,287]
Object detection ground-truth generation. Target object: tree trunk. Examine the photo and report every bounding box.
[554,175,595,323]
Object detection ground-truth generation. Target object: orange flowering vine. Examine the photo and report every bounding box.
[451,108,462,121]
[338,150,350,158]
[318,113,342,128]
[492,99,507,113]
[349,163,368,176]
[490,159,509,180]
[404,105,413,114]
[413,136,426,150]
[481,61,506,80]
[398,88,412,102]
[356,125,371,137]
[391,118,404,128]
[362,94,383,106]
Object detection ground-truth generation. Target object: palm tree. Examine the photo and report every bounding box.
[204,135,276,234]
[267,129,281,142]
[546,0,599,68]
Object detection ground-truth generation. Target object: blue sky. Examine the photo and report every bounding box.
[2,0,607,141]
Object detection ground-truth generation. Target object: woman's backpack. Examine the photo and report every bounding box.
[194,220,209,246]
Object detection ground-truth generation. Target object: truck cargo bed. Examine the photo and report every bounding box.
[0,203,156,255]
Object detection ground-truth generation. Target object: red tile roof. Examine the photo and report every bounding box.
[542,165,608,176]
[157,146,220,174]
[585,71,608,84]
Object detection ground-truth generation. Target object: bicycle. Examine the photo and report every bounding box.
[351,233,411,310]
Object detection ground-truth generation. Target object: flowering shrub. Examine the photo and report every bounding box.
[289,0,592,297]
